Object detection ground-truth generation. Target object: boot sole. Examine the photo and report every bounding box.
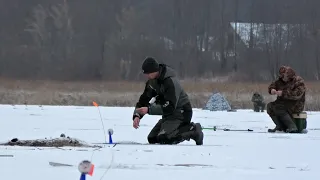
[287,129,299,133]
[268,129,284,133]
[194,123,204,145]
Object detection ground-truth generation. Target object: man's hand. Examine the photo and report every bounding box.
[135,107,148,115]
[271,89,277,95]
[133,117,140,129]
[276,90,283,96]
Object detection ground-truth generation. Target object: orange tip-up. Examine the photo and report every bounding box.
[92,101,98,107]
[88,164,95,176]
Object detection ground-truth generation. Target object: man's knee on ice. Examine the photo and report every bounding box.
[147,134,158,144]
[156,129,178,144]
[156,133,170,144]
[147,136,158,144]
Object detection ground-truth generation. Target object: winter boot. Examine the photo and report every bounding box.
[268,116,285,132]
[178,123,204,145]
[280,114,298,133]
[191,123,204,145]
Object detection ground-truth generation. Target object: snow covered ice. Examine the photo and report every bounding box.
[0,105,319,180]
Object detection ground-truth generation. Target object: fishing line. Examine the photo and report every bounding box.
[91,102,115,179]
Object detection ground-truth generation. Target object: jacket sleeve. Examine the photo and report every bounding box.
[148,104,163,115]
[268,80,278,94]
[157,78,180,116]
[282,77,306,100]
[132,82,154,120]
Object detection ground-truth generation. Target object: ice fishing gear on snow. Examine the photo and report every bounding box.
[202,126,253,132]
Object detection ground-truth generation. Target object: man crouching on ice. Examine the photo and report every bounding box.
[132,57,204,145]
[267,66,306,133]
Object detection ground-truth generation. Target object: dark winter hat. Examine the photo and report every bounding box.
[141,57,160,74]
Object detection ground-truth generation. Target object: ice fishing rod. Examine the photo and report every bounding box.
[202,126,253,132]
[92,101,107,143]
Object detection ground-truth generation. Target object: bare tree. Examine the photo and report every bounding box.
[25,1,74,79]
[0,0,320,81]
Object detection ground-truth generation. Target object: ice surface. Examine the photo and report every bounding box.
[0,105,319,180]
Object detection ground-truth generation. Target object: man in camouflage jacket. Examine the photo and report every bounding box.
[132,57,204,145]
[251,92,265,112]
[267,66,306,133]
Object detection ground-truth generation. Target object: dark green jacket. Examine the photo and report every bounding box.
[133,64,190,120]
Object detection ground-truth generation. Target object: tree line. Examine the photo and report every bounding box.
[0,0,319,81]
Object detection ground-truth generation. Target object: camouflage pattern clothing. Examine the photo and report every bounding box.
[251,92,265,112]
[267,66,306,133]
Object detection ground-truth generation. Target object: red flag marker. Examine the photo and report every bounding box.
[92,101,98,107]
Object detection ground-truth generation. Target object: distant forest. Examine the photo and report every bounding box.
[1,0,320,81]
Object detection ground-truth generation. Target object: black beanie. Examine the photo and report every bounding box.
[141,57,160,74]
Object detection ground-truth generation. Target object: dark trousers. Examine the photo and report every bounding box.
[253,102,266,112]
[267,101,296,130]
[267,101,289,117]
[147,104,194,144]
